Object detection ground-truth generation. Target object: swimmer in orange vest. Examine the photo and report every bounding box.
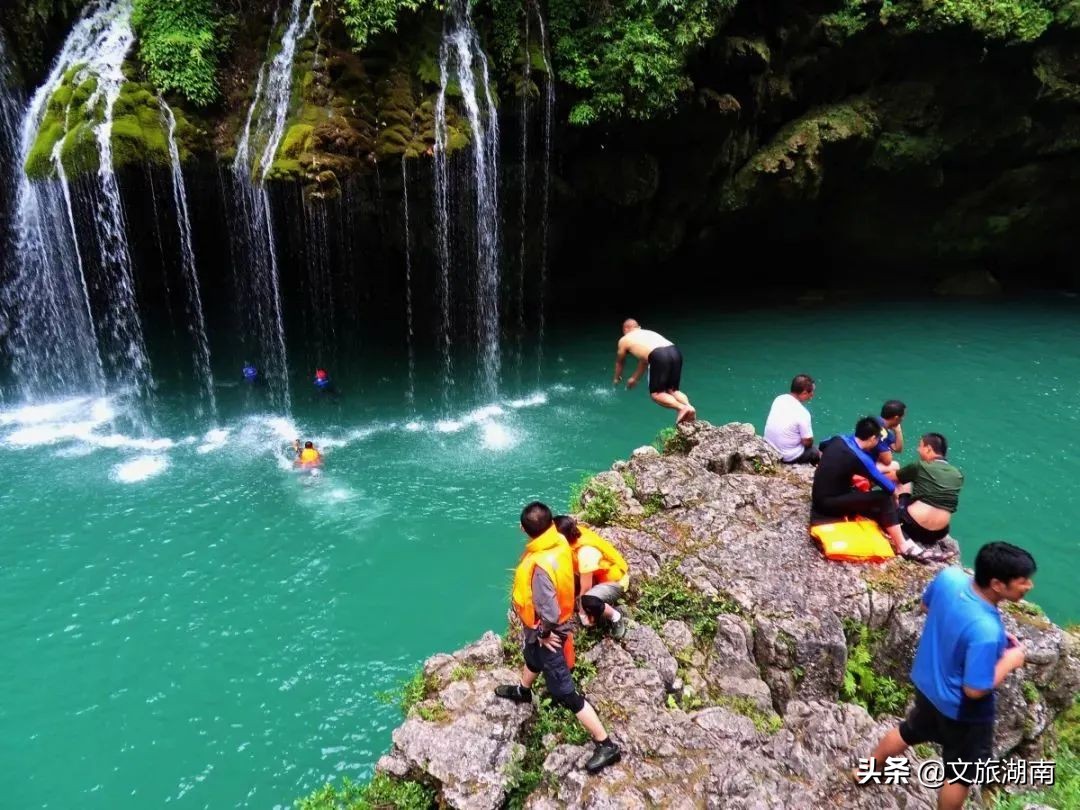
[494,501,622,774]
[292,439,323,469]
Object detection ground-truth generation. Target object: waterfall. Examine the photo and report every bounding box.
[401,159,416,406]
[433,44,454,401]
[535,2,555,365]
[2,0,154,400]
[517,6,531,365]
[434,0,502,400]
[162,100,216,416]
[230,0,314,411]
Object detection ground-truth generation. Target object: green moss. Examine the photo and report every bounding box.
[279,124,314,160]
[24,121,65,178]
[58,124,100,176]
[265,158,304,181]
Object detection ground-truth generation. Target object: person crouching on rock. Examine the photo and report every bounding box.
[862,542,1034,810]
[496,501,622,774]
[554,515,629,640]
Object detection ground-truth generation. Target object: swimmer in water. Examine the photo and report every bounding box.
[313,368,340,399]
[293,439,323,469]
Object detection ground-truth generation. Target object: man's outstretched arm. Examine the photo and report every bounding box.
[613,342,628,384]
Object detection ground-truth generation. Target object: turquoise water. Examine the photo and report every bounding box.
[2,298,1077,807]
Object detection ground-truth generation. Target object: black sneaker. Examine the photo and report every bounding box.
[585,739,621,773]
[494,684,533,704]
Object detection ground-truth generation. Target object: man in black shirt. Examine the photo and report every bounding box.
[813,416,921,558]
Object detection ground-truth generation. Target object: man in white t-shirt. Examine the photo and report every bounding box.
[763,374,820,465]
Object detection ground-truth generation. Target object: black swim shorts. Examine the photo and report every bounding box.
[647,345,683,394]
[899,689,994,784]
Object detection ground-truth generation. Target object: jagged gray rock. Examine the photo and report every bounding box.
[375,421,1079,809]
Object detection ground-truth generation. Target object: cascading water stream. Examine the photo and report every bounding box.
[535,2,555,370]
[229,0,314,411]
[2,0,146,399]
[162,100,216,417]
[517,7,531,368]
[401,159,416,406]
[434,0,502,400]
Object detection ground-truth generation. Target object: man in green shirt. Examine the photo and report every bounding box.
[896,433,963,552]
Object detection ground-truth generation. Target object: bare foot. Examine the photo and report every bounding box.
[676,406,697,424]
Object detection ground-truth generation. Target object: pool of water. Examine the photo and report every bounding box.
[2,297,1077,807]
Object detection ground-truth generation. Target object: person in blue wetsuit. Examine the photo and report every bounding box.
[242,362,259,385]
[868,399,906,476]
[313,368,340,399]
[864,542,1035,810]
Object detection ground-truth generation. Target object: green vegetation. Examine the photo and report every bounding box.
[568,474,623,526]
[823,0,1060,44]
[841,619,912,718]
[548,0,737,125]
[338,0,430,51]
[294,774,436,809]
[634,561,739,644]
[131,0,226,106]
[714,694,783,734]
[449,663,476,682]
[652,426,690,455]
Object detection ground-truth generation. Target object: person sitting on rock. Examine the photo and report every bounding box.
[863,542,1034,810]
[895,432,963,555]
[869,399,906,476]
[613,318,696,424]
[763,374,820,465]
[554,515,630,640]
[812,415,927,560]
[495,501,622,774]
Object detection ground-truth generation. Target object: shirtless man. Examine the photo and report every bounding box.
[895,433,963,557]
[613,319,696,423]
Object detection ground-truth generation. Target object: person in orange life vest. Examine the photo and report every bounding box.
[554,515,630,640]
[495,501,622,774]
[292,439,323,469]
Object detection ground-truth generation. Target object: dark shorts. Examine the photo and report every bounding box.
[523,639,576,699]
[648,345,683,394]
[783,446,821,466]
[899,689,994,784]
[899,496,950,545]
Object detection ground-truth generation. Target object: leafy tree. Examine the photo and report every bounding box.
[131,0,225,107]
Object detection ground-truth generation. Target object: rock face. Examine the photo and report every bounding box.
[377,422,1080,809]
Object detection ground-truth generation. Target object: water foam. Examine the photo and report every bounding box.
[112,455,168,483]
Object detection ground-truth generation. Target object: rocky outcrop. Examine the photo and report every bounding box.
[375,421,1080,809]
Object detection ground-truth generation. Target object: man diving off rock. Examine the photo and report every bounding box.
[613,319,696,423]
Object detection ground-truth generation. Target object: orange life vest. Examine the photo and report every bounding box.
[300,448,321,464]
[511,525,576,628]
[574,527,629,584]
[810,518,895,563]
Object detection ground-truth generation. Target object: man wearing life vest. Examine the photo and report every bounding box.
[292,439,323,469]
[554,515,630,640]
[495,501,622,774]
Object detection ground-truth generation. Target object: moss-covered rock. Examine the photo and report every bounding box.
[720,100,880,211]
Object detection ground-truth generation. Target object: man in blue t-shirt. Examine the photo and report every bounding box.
[865,542,1036,810]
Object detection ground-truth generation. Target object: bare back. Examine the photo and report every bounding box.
[618,329,673,361]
